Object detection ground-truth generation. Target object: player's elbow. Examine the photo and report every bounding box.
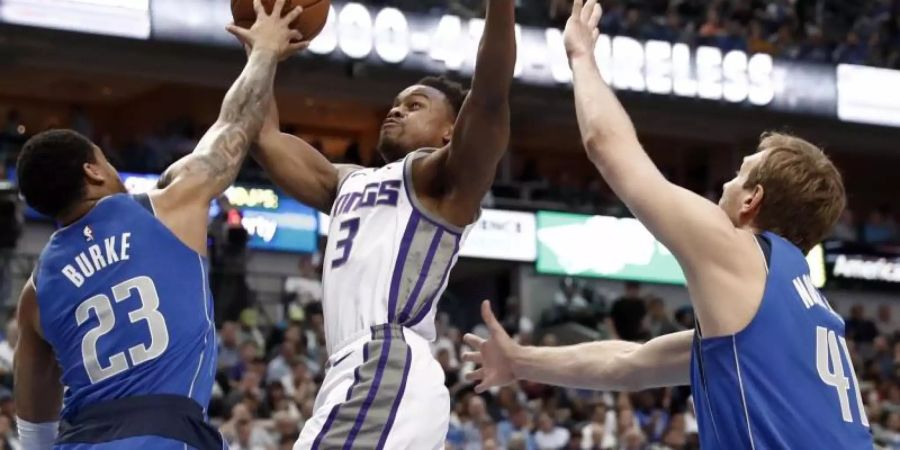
[606,350,650,392]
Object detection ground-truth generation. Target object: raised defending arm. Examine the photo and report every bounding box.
[415,0,517,226]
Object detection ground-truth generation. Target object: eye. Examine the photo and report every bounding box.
[410,102,423,110]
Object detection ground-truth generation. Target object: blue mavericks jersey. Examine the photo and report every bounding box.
[690,231,873,449]
[34,194,217,420]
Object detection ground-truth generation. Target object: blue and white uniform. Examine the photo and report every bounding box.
[297,150,474,450]
[691,231,873,449]
[34,194,222,450]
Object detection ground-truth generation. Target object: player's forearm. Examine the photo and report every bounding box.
[159,48,279,195]
[511,340,642,391]
[511,331,692,391]
[469,0,516,104]
[255,129,338,213]
[570,54,659,186]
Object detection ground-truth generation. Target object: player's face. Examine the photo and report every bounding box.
[86,145,127,196]
[376,85,455,163]
[719,150,767,227]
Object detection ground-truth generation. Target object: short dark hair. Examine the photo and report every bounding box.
[16,129,96,218]
[417,76,468,118]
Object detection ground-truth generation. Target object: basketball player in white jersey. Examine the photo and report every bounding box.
[249,1,516,448]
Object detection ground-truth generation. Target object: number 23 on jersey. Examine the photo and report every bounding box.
[76,276,170,384]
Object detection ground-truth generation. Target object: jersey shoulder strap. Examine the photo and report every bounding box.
[131,193,156,216]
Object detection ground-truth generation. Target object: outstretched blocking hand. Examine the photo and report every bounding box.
[564,0,603,60]
[226,0,309,60]
[462,300,520,394]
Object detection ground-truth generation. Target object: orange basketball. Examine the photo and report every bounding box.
[231,0,330,41]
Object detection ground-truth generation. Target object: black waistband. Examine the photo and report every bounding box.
[58,394,223,449]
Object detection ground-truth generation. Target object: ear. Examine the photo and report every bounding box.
[741,184,764,218]
[442,123,454,145]
[83,162,106,186]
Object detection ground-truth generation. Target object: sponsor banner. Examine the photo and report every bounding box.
[460,209,536,261]
[537,211,686,284]
[155,1,786,108]
[0,0,150,38]
[537,211,827,286]
[829,252,900,284]
[837,64,900,128]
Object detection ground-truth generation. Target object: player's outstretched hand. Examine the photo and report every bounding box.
[462,300,519,394]
[564,0,603,60]
[226,0,310,61]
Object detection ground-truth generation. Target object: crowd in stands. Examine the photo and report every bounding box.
[380,0,900,69]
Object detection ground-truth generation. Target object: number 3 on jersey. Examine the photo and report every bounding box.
[76,276,169,384]
[331,218,361,268]
[816,326,868,426]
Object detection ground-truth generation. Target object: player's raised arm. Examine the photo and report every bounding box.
[416,0,516,225]
[151,0,305,252]
[462,301,691,392]
[252,97,360,213]
[564,1,756,287]
[14,280,64,450]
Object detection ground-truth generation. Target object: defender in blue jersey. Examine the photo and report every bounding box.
[12,3,308,448]
[463,1,873,449]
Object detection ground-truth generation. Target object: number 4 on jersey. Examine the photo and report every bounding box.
[816,326,869,427]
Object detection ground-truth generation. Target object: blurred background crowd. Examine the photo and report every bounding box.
[0,0,899,449]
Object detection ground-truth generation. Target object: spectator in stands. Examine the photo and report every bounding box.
[673,306,695,331]
[0,319,16,385]
[830,209,859,242]
[218,321,241,372]
[846,304,880,345]
[533,412,569,450]
[608,281,647,341]
[748,19,777,54]
[580,403,616,450]
[501,297,535,340]
[646,295,678,338]
[265,341,297,384]
[834,31,870,64]
[877,304,896,335]
[863,205,898,244]
[498,406,537,450]
[284,254,323,308]
[548,277,590,325]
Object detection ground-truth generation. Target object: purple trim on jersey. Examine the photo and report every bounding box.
[402,155,464,236]
[388,213,420,323]
[311,343,369,449]
[342,328,393,449]
[397,228,444,324]
[406,235,461,328]
[376,342,412,449]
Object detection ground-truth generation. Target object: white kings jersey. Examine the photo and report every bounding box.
[322,149,475,354]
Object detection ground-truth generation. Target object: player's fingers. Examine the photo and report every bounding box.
[592,28,600,42]
[283,5,304,23]
[465,368,484,382]
[474,381,490,394]
[571,0,584,18]
[461,351,483,365]
[480,300,505,336]
[589,3,603,28]
[253,0,265,16]
[463,333,485,349]
[272,0,287,18]
[581,0,597,22]
[288,30,304,42]
[285,41,310,55]
[226,24,253,44]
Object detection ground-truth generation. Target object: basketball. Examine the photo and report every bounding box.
[231,0,330,41]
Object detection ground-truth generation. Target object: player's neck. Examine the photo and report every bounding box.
[57,197,103,226]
